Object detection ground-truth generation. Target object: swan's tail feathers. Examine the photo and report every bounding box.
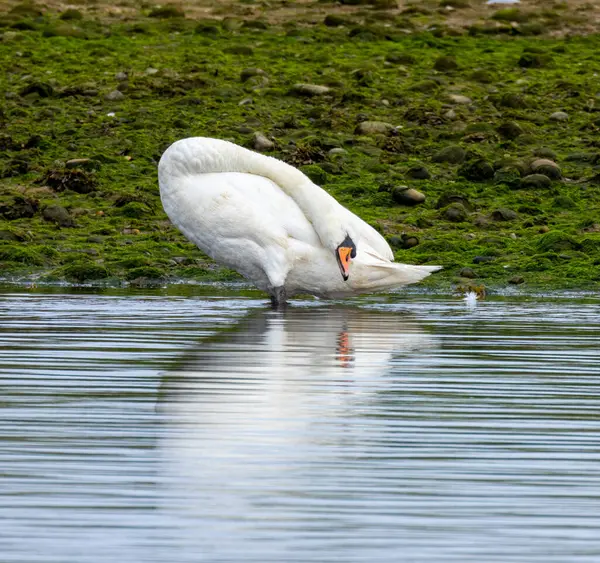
[357,250,441,289]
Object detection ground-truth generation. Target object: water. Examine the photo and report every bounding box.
[1,288,599,562]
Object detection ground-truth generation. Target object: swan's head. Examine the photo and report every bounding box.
[335,234,357,281]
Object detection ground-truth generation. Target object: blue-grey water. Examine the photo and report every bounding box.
[1,288,599,562]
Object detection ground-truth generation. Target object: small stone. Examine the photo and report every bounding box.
[406,165,430,180]
[66,158,95,170]
[533,147,557,160]
[252,132,274,152]
[355,121,395,136]
[491,208,518,221]
[328,148,347,157]
[391,187,426,206]
[444,109,458,120]
[473,255,495,264]
[238,97,253,106]
[497,121,523,140]
[42,204,74,227]
[550,111,568,122]
[539,225,550,233]
[291,83,330,96]
[105,90,125,101]
[434,55,458,72]
[402,236,419,249]
[432,145,465,164]
[447,94,472,105]
[145,67,159,75]
[443,202,468,222]
[530,159,561,180]
[494,166,521,188]
[509,275,525,285]
[115,72,128,81]
[459,159,494,181]
[459,267,477,279]
[520,174,551,189]
[240,68,266,82]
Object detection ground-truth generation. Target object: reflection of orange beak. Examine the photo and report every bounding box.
[337,247,352,281]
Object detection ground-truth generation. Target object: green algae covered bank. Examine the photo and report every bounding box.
[1,1,599,291]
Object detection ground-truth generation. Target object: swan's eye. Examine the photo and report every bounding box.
[336,246,352,281]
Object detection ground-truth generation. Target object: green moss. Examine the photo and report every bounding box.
[0,9,597,291]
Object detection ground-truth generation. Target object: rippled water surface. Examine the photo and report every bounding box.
[1,288,599,562]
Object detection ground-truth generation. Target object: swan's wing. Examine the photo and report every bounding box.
[339,206,394,261]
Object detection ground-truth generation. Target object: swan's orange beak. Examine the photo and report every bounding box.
[337,247,352,281]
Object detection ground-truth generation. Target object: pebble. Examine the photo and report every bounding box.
[105,90,125,101]
[508,275,525,285]
[447,94,472,105]
[443,203,468,222]
[406,165,431,180]
[520,174,551,189]
[115,72,128,81]
[354,121,395,136]
[549,111,568,122]
[391,186,426,206]
[42,205,74,227]
[459,267,477,279]
[145,67,159,75]
[531,158,561,179]
[240,68,266,82]
[432,145,465,164]
[491,208,518,221]
[252,132,274,152]
[291,83,330,96]
[328,148,347,157]
[444,109,458,120]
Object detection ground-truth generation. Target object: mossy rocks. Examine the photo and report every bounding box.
[355,121,395,136]
[291,83,331,96]
[459,159,494,181]
[61,262,110,283]
[530,159,561,180]
[434,56,458,72]
[391,186,426,206]
[42,205,74,227]
[520,174,551,189]
[494,167,521,188]
[0,196,38,220]
[432,145,465,164]
[497,121,523,140]
[537,231,581,252]
[442,203,469,222]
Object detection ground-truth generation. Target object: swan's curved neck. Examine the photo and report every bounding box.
[159,137,348,250]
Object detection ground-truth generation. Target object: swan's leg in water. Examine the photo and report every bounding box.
[270,286,287,308]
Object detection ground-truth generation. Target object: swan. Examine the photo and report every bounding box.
[158,137,440,305]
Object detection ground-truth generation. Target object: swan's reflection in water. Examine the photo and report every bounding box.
[158,306,436,560]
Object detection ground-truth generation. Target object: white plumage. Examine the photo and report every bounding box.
[158,137,440,303]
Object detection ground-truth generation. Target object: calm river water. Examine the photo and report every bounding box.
[1,288,599,562]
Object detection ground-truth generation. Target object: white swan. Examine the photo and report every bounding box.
[158,137,440,305]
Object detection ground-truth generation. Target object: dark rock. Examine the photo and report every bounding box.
[0,196,38,220]
[62,262,110,283]
[434,56,458,72]
[552,195,577,209]
[436,194,472,211]
[518,52,551,68]
[19,82,54,98]
[473,255,495,264]
[459,267,477,278]
[491,208,518,221]
[533,147,557,160]
[386,52,416,65]
[432,145,465,164]
[42,167,97,194]
[497,121,523,140]
[149,5,185,18]
[391,186,426,206]
[442,203,468,222]
[494,167,521,188]
[408,80,439,93]
[537,231,580,252]
[402,236,419,249]
[60,8,82,20]
[0,229,24,241]
[42,204,74,227]
[509,275,525,285]
[459,159,494,181]
[530,159,561,179]
[565,152,600,164]
[406,165,430,180]
[324,14,347,27]
[223,45,253,56]
[470,69,494,83]
[389,235,419,249]
[520,174,551,189]
[499,92,528,109]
